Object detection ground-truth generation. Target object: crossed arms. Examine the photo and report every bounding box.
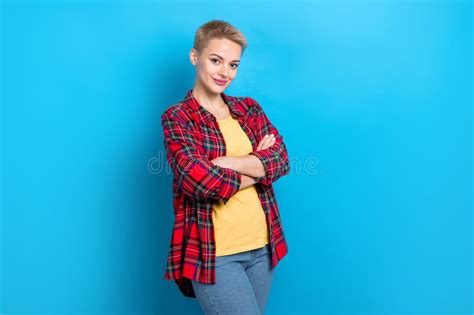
[161,98,290,205]
[209,134,276,190]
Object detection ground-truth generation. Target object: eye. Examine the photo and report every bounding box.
[210,58,239,69]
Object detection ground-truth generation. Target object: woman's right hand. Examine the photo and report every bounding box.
[256,134,276,151]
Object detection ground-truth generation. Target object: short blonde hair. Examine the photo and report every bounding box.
[193,20,248,55]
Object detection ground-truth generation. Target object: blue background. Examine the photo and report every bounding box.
[1,0,472,314]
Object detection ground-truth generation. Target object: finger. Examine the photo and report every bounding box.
[264,139,275,149]
[258,135,269,148]
[264,134,275,146]
[261,139,270,149]
[262,136,272,149]
[264,140,275,150]
[261,135,275,150]
[257,135,269,149]
[267,136,276,148]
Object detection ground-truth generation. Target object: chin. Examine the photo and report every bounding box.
[207,82,226,94]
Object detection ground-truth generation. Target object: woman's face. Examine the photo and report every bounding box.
[190,38,242,95]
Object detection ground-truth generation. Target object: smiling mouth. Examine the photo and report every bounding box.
[213,78,227,85]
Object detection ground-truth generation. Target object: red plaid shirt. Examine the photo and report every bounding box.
[161,89,290,298]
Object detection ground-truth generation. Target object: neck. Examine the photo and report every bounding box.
[192,82,226,111]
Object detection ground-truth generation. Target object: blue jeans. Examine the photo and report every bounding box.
[191,244,274,314]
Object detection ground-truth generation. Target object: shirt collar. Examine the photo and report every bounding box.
[183,89,245,122]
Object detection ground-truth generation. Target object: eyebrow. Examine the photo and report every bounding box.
[209,53,240,62]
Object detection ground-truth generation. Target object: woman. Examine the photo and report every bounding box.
[161,20,290,314]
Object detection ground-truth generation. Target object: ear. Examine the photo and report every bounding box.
[189,48,197,65]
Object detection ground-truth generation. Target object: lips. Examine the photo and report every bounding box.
[213,78,227,86]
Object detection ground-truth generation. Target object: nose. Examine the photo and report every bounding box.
[218,65,228,78]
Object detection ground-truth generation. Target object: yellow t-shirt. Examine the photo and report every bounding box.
[213,114,270,257]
